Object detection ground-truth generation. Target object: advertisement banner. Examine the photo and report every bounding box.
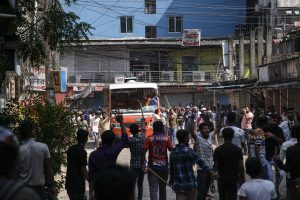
[51,70,67,93]
[182,29,201,46]
[28,66,46,91]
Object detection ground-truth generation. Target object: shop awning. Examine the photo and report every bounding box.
[67,86,93,100]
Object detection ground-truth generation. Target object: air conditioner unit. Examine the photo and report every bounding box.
[193,71,205,81]
[161,71,174,82]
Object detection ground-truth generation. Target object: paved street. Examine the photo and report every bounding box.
[58,139,287,200]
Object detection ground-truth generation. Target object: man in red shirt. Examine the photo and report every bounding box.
[141,120,173,200]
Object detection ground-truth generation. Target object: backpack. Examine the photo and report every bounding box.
[0,180,25,200]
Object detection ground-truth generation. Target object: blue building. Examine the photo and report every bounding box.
[61,0,250,109]
[70,0,246,39]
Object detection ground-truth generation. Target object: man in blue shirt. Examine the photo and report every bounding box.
[170,129,213,200]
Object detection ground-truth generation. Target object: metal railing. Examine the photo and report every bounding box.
[69,70,241,84]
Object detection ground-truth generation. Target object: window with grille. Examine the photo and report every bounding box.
[145,26,157,38]
[120,16,133,33]
[145,0,156,14]
[169,16,182,33]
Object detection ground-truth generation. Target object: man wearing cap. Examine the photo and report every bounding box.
[0,126,41,200]
[127,118,146,200]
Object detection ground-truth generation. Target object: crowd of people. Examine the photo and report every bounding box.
[0,104,300,200]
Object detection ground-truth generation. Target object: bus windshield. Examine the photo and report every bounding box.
[111,88,158,113]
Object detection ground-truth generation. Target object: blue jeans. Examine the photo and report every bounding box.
[197,170,210,200]
[93,132,99,148]
[169,128,177,146]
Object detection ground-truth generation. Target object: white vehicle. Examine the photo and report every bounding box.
[102,81,159,136]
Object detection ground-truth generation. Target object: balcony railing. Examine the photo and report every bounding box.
[69,70,241,84]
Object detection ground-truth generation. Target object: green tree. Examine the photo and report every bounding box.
[0,95,77,197]
[0,0,92,91]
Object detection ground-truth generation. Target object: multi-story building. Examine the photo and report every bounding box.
[248,0,300,112]
[61,0,249,109]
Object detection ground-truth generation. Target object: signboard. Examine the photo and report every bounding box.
[182,29,201,46]
[51,70,67,92]
[277,0,300,7]
[28,66,46,91]
[295,21,300,27]
[114,76,125,84]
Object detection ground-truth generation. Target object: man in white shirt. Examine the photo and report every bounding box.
[152,108,160,124]
[280,128,298,160]
[221,112,247,154]
[92,112,101,149]
[238,157,277,200]
[279,108,295,141]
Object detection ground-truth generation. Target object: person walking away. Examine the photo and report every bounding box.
[248,116,269,180]
[0,126,40,200]
[89,112,95,139]
[213,128,245,200]
[169,108,178,146]
[18,121,55,199]
[66,129,89,200]
[279,108,295,141]
[220,112,247,154]
[127,118,146,200]
[191,122,214,200]
[88,111,128,199]
[276,125,300,200]
[92,112,101,149]
[141,120,173,200]
[238,157,277,200]
[170,129,214,200]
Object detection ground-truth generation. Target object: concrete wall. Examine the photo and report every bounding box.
[59,48,130,82]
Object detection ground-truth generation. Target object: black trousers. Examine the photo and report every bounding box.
[132,168,145,200]
[218,180,238,200]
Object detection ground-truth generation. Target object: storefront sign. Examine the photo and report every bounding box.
[182,29,201,46]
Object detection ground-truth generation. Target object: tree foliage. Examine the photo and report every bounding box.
[0,0,92,91]
[0,94,77,195]
[16,0,92,66]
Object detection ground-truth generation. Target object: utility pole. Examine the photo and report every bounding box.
[250,30,256,77]
[266,26,273,64]
[239,33,245,79]
[257,27,264,66]
[228,38,234,76]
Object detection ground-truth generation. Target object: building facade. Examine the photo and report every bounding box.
[71,0,246,38]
